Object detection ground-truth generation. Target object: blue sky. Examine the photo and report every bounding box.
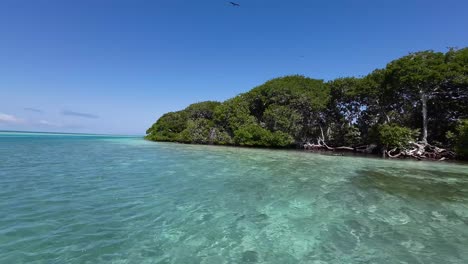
[1,0,467,135]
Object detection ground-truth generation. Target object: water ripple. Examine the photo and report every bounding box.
[1,135,468,263]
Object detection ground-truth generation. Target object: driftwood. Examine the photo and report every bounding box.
[304,143,375,153]
[303,136,376,154]
[303,126,379,155]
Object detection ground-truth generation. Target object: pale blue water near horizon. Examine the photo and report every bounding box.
[1,132,468,263]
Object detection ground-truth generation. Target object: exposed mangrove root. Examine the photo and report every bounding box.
[303,139,455,161]
[385,142,456,161]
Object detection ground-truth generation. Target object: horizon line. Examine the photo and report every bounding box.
[0,130,143,137]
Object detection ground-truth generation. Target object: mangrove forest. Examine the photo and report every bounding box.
[146,48,468,160]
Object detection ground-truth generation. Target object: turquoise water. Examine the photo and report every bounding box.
[1,133,468,263]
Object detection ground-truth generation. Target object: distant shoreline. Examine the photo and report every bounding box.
[0,130,142,137]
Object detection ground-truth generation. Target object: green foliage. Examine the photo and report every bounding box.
[378,124,419,149]
[145,49,468,158]
[209,128,233,145]
[447,120,468,158]
[385,51,456,142]
[445,48,468,86]
[263,105,302,136]
[247,75,329,140]
[178,119,213,144]
[234,124,293,147]
[328,78,364,121]
[248,75,328,110]
[343,126,362,147]
[186,101,221,119]
[386,51,447,91]
[145,111,188,141]
[233,124,269,146]
[325,77,369,146]
[268,131,295,147]
[214,96,256,132]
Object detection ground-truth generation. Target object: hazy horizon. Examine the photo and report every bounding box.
[0,129,143,136]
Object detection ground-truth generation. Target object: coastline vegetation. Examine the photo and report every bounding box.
[146,48,468,160]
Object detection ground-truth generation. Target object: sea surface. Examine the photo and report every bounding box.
[1,132,468,263]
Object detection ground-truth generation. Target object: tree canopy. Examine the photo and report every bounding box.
[146,48,468,159]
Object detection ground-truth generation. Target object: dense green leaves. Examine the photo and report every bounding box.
[378,124,419,149]
[447,120,468,158]
[186,101,221,120]
[234,124,294,147]
[385,51,447,143]
[146,75,327,148]
[263,105,302,136]
[213,96,256,133]
[145,111,188,141]
[386,51,447,92]
[146,48,468,158]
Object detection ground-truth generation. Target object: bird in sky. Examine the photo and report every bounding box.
[228,2,240,7]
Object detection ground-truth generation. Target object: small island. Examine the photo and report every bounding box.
[146,48,468,161]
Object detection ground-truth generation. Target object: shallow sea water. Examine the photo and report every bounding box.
[1,132,468,263]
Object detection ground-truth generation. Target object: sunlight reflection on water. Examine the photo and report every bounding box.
[1,134,467,263]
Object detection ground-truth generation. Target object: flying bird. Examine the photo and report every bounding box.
[228,2,240,7]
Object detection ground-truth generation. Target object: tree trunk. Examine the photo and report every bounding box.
[420,91,428,144]
[209,128,216,144]
[320,126,326,144]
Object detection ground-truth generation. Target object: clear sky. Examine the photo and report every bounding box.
[1,0,467,135]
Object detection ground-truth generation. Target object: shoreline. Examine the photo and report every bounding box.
[145,138,468,165]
